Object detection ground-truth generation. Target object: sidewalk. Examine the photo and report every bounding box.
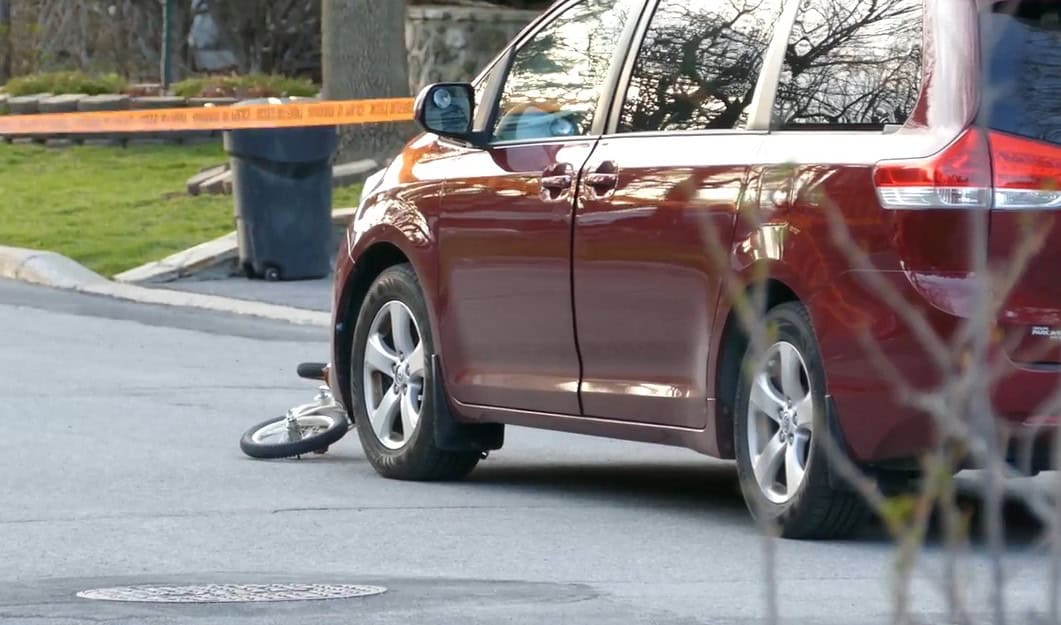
[154,275,333,313]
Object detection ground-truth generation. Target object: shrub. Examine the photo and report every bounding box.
[3,71,128,96]
[171,74,318,99]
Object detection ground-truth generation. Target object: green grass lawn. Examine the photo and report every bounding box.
[0,142,363,277]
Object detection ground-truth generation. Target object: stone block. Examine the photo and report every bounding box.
[131,96,188,110]
[187,164,229,196]
[6,94,52,115]
[197,161,226,174]
[77,95,131,112]
[77,97,131,144]
[198,169,233,195]
[39,94,85,114]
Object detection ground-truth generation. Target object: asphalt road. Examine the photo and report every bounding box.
[0,278,1056,625]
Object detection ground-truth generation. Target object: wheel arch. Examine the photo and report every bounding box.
[333,241,412,417]
[712,277,801,459]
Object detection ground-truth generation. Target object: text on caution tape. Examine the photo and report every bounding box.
[0,97,415,135]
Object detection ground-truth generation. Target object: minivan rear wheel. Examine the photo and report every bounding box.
[734,302,868,539]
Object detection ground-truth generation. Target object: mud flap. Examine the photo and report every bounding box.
[431,355,504,452]
[824,396,859,493]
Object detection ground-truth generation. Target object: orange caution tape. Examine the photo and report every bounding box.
[0,97,415,135]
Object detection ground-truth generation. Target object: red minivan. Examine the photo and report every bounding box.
[329,0,1061,538]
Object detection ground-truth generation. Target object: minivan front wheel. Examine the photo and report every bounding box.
[350,264,480,481]
[734,303,868,539]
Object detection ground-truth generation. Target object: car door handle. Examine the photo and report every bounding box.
[585,161,619,198]
[584,172,618,188]
[541,174,574,190]
[540,163,575,201]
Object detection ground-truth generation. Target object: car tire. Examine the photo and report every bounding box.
[350,264,480,481]
[734,302,869,539]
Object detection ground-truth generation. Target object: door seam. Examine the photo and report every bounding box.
[568,137,604,416]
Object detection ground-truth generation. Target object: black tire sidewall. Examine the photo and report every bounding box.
[734,302,831,532]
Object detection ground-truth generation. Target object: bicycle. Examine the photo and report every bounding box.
[239,362,351,459]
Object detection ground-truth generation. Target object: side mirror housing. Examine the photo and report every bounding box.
[414,83,486,147]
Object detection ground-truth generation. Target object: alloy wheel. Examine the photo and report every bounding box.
[746,341,815,504]
[362,301,426,450]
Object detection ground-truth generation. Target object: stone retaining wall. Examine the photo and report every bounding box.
[406,6,538,94]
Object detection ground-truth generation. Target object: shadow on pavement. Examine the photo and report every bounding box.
[470,460,749,520]
[467,459,1052,547]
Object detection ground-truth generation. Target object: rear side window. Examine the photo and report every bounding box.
[772,0,924,131]
[980,1,1061,145]
[619,0,785,133]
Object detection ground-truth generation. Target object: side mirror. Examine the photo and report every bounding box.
[414,83,484,146]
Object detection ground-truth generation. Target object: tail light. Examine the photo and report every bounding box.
[874,129,1061,211]
[988,132,1061,210]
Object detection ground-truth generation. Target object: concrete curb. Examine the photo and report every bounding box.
[0,245,329,327]
[115,208,359,285]
[114,232,238,284]
[0,245,109,289]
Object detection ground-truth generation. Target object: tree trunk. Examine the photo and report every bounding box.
[0,0,11,83]
[322,0,413,163]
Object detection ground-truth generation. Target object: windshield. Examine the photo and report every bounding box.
[980,0,1061,143]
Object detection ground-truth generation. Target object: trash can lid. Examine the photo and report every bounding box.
[223,97,337,163]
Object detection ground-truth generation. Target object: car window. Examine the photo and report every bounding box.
[619,0,784,133]
[772,0,923,131]
[980,1,1061,145]
[492,0,640,142]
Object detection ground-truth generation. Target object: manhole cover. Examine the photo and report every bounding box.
[76,583,387,604]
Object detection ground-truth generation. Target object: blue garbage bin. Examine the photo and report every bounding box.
[224,102,337,281]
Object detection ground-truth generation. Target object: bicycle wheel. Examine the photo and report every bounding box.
[240,409,348,459]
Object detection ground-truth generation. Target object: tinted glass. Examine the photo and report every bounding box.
[773,0,923,130]
[493,0,638,142]
[620,0,784,133]
[980,1,1061,144]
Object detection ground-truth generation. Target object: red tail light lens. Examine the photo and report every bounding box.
[874,129,1061,211]
[873,130,993,210]
[988,132,1061,210]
